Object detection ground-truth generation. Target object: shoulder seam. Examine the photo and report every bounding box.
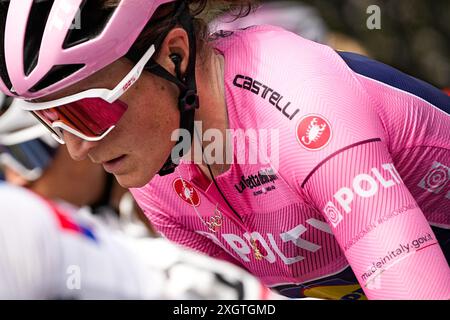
[301,138,382,188]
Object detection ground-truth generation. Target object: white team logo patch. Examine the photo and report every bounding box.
[323,201,344,228]
[418,161,450,196]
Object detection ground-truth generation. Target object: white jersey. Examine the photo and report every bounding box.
[0,183,275,300]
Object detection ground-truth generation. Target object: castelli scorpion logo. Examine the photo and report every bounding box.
[302,118,327,145]
[173,178,201,207]
[296,115,332,150]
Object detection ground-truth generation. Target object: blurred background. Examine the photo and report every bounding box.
[261,0,449,89]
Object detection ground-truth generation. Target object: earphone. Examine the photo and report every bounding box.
[170,53,182,65]
[169,54,243,233]
[170,53,183,79]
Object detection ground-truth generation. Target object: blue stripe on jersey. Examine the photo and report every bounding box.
[337,51,450,114]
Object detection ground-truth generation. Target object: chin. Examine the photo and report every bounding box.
[114,171,154,189]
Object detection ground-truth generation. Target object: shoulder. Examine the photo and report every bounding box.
[213,24,348,79]
[0,183,62,253]
[0,183,50,214]
[0,183,80,231]
[214,28,386,187]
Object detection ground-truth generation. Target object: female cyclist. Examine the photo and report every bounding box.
[0,0,449,299]
[0,95,272,300]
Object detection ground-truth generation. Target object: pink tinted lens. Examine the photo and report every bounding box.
[36,98,128,138]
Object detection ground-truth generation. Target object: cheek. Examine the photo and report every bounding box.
[102,76,182,186]
[123,80,179,134]
[123,82,180,148]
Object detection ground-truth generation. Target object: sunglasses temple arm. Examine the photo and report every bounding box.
[29,112,65,144]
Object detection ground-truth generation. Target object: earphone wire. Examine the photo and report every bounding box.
[192,123,244,224]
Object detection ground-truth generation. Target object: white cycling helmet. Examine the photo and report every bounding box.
[0,93,58,180]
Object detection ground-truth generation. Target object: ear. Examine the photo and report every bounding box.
[155,27,190,78]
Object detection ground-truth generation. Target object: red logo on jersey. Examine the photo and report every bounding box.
[296,115,332,151]
[173,178,201,207]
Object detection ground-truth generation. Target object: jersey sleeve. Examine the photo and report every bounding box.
[303,139,450,299]
[281,51,450,299]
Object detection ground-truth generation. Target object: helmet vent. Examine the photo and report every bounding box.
[0,1,13,91]
[63,0,118,49]
[24,0,55,77]
[29,64,85,93]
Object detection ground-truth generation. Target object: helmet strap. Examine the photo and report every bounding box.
[143,1,199,176]
[124,1,199,176]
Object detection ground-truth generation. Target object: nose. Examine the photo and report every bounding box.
[63,131,98,161]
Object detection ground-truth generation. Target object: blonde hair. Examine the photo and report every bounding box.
[103,1,254,22]
[103,0,257,60]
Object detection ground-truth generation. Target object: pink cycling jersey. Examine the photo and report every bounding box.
[132,26,450,300]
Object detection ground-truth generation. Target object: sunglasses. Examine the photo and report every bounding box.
[0,138,56,181]
[18,44,156,144]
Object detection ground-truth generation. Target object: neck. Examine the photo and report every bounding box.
[193,50,230,179]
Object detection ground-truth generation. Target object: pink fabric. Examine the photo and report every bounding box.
[132,26,450,299]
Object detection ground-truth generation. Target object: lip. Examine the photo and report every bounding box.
[102,155,127,174]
